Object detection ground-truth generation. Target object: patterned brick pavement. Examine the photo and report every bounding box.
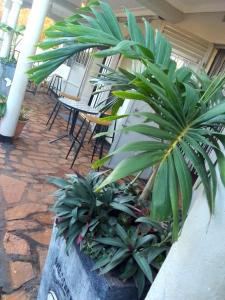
[0,92,94,299]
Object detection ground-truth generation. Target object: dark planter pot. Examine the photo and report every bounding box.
[0,61,16,97]
[38,226,143,300]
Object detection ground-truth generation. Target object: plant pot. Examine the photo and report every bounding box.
[14,119,28,139]
[38,225,143,300]
[0,61,16,97]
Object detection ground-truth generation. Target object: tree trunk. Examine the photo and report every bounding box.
[145,171,225,300]
[139,167,157,204]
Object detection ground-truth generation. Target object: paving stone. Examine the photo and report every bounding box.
[37,247,48,271]
[0,93,93,296]
[6,220,39,231]
[5,203,48,220]
[4,233,30,256]
[0,175,27,204]
[9,261,34,289]
[2,289,30,300]
[28,228,52,245]
[33,212,54,225]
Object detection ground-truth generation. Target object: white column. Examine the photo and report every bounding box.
[0,0,12,42]
[145,170,225,300]
[0,0,23,58]
[0,0,50,138]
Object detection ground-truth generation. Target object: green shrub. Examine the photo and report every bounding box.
[50,172,171,297]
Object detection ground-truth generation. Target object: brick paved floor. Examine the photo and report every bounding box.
[0,92,95,299]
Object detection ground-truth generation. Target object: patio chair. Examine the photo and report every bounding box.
[46,91,80,131]
[47,74,63,97]
[66,112,116,168]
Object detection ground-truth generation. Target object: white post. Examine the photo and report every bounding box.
[0,0,12,42]
[145,171,225,300]
[0,0,23,58]
[0,0,50,138]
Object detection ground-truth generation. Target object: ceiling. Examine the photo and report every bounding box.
[18,0,225,21]
[1,0,225,43]
[166,0,225,13]
[21,0,151,20]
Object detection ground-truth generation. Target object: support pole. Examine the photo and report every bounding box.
[0,0,23,58]
[0,0,50,139]
[0,0,12,44]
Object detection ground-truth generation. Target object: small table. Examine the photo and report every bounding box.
[50,97,99,144]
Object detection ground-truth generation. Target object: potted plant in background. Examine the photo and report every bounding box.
[0,94,29,138]
[28,1,225,299]
[14,105,30,139]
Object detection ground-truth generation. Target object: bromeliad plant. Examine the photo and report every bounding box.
[29,0,225,240]
[50,172,170,298]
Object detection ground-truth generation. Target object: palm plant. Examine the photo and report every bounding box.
[28,1,225,240]
[0,22,25,61]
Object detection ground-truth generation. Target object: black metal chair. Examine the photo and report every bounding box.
[46,92,80,131]
[66,113,116,168]
[47,74,63,97]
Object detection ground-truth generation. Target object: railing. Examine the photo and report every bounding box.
[67,48,93,67]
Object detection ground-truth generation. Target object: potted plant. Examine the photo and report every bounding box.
[0,23,25,97]
[29,1,225,299]
[13,106,30,139]
[38,172,170,299]
[0,97,30,138]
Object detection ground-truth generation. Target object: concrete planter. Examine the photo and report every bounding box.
[146,171,225,300]
[0,61,16,97]
[38,226,141,300]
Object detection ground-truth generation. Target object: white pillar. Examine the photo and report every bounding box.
[0,0,23,58]
[145,170,225,300]
[0,0,12,42]
[0,0,50,138]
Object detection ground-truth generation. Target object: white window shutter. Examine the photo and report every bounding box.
[161,23,214,70]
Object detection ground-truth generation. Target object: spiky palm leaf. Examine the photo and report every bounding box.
[94,65,225,239]
[28,1,225,239]
[28,1,172,83]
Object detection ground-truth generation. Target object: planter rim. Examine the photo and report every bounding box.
[0,60,17,66]
[18,119,29,123]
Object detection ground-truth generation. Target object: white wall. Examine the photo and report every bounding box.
[146,170,225,300]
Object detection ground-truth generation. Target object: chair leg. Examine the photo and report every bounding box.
[91,139,99,162]
[47,76,54,95]
[88,124,96,143]
[66,139,76,159]
[49,102,61,130]
[70,122,90,168]
[67,109,72,131]
[46,101,59,126]
[74,117,86,140]
[99,139,105,160]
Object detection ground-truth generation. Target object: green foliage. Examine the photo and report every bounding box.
[28,1,171,84]
[0,22,25,60]
[19,106,30,121]
[0,94,7,118]
[0,57,16,64]
[29,1,225,241]
[50,172,170,298]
